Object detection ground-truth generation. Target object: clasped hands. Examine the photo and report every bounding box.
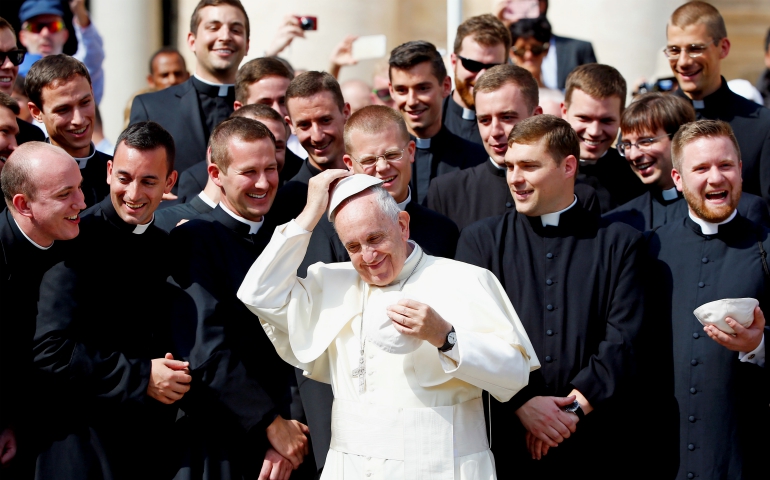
[516,395,582,460]
[260,416,310,480]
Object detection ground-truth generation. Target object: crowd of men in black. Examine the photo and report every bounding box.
[0,0,769,479]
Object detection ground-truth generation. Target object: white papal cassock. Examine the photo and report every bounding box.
[237,221,540,480]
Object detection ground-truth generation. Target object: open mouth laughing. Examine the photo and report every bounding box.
[705,190,728,202]
[247,192,267,199]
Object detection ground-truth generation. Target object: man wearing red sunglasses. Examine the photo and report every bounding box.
[17,0,105,104]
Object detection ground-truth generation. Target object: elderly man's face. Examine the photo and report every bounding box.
[335,191,410,286]
[672,135,742,223]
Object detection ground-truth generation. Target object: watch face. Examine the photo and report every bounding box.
[564,400,580,413]
[448,331,457,344]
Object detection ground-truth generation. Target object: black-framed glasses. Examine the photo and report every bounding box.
[0,50,26,66]
[662,42,715,60]
[618,134,673,157]
[458,56,502,73]
[350,146,408,170]
[511,42,549,58]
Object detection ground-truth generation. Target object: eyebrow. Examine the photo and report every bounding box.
[116,169,160,180]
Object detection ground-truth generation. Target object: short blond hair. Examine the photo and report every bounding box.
[671,119,739,171]
[669,1,727,42]
[343,105,409,155]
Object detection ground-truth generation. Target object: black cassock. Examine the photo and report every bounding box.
[270,160,322,226]
[441,94,482,145]
[455,203,672,479]
[411,125,487,204]
[168,206,296,480]
[0,209,64,476]
[576,147,647,213]
[646,215,770,480]
[427,160,602,230]
[32,198,177,480]
[154,194,214,233]
[16,118,45,146]
[74,144,111,209]
[676,78,770,206]
[604,189,770,231]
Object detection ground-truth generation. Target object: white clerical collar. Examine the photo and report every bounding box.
[540,195,578,227]
[579,149,608,166]
[198,191,217,209]
[688,209,737,235]
[462,108,476,120]
[13,217,52,250]
[396,188,412,211]
[132,216,154,234]
[692,99,705,110]
[489,157,505,170]
[414,137,431,149]
[46,138,94,169]
[661,187,679,201]
[220,202,263,234]
[193,74,234,97]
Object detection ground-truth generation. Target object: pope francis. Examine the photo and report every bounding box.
[237,170,539,480]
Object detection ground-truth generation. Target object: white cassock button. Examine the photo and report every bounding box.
[367,370,373,376]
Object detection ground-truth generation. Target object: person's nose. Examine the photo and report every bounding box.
[73,187,87,211]
[490,117,505,140]
[254,172,270,190]
[309,123,325,143]
[0,55,14,70]
[585,120,602,138]
[626,144,644,162]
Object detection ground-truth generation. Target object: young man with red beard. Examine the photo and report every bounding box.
[646,120,769,480]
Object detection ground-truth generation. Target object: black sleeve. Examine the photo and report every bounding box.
[129,95,150,126]
[177,167,206,204]
[759,128,770,209]
[33,260,152,406]
[298,217,348,277]
[426,177,445,216]
[169,225,279,438]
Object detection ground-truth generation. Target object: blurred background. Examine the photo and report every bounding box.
[2,0,769,143]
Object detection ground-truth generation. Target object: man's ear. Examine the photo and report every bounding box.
[28,102,42,123]
[450,52,457,68]
[146,74,155,88]
[233,100,243,110]
[164,170,179,193]
[560,102,567,118]
[563,154,577,178]
[397,210,410,242]
[209,163,224,188]
[406,140,416,164]
[106,160,113,185]
[342,102,351,120]
[342,154,355,171]
[671,167,683,192]
[12,194,32,218]
[187,31,196,53]
[441,75,452,98]
[532,106,543,116]
[719,37,731,60]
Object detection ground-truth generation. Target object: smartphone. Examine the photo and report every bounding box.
[352,35,387,61]
[296,16,317,31]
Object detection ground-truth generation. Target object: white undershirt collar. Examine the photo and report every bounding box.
[46,138,95,169]
[132,215,154,234]
[414,137,431,149]
[13,217,52,250]
[579,149,608,166]
[688,209,737,235]
[198,191,217,209]
[540,195,578,227]
[396,188,412,211]
[193,74,234,97]
[461,108,476,120]
[220,202,263,234]
[489,157,505,170]
[661,187,679,201]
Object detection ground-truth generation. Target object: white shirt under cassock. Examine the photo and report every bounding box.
[237,221,539,480]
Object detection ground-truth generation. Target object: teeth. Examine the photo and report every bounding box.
[381,176,396,183]
[66,215,77,220]
[125,202,144,209]
[583,139,601,146]
[0,77,10,82]
[71,127,87,134]
[0,156,6,163]
[247,193,266,199]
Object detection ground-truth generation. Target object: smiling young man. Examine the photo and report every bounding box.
[168,116,308,480]
[562,64,646,213]
[456,114,649,479]
[605,92,770,231]
[25,54,109,208]
[444,14,510,145]
[32,121,188,480]
[0,142,85,473]
[0,93,19,170]
[146,47,190,91]
[666,1,770,208]
[131,0,250,186]
[388,41,487,204]
[646,120,770,480]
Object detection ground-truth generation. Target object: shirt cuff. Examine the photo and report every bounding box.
[441,339,460,362]
[284,219,310,238]
[739,334,765,368]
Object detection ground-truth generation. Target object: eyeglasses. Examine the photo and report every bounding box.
[511,42,549,58]
[350,146,408,170]
[662,42,715,60]
[618,134,672,157]
[373,88,391,102]
[458,56,502,73]
[0,50,26,66]
[23,19,66,34]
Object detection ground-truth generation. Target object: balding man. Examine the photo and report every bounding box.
[340,79,374,114]
[0,142,86,472]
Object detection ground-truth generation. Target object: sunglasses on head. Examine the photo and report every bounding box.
[373,88,392,102]
[23,19,66,34]
[458,56,501,73]
[0,50,26,66]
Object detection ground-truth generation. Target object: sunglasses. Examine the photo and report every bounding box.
[458,56,501,73]
[373,88,392,102]
[0,50,26,66]
[511,42,550,57]
[23,19,66,34]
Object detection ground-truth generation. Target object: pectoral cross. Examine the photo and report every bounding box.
[351,347,366,394]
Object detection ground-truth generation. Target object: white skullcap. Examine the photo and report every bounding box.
[693,297,758,334]
[328,174,383,221]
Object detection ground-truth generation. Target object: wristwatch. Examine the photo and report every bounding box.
[439,327,456,352]
[563,400,585,420]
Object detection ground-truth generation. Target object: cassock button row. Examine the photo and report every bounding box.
[545,355,553,362]
[698,282,705,288]
[546,329,554,336]
[687,473,695,479]
[546,279,553,285]
[546,252,554,259]
[692,332,700,339]
[688,415,696,423]
[505,202,513,208]
[701,257,709,264]
[690,359,698,366]
[546,304,554,311]
[689,387,697,394]
[688,443,695,451]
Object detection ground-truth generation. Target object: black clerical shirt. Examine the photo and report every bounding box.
[441,94,482,145]
[576,147,646,213]
[677,78,770,206]
[191,75,236,139]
